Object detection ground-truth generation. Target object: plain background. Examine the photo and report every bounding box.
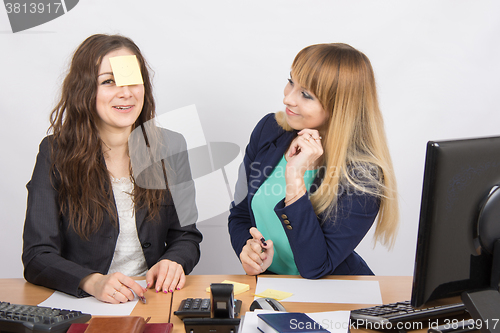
[1,1,499,280]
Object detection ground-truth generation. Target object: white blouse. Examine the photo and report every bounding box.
[107,176,148,276]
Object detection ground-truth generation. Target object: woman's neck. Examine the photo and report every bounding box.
[100,128,131,179]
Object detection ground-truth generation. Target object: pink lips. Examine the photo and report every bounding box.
[286,107,298,116]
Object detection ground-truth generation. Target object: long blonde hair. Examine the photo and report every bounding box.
[276,43,399,248]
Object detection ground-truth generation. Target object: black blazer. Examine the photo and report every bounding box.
[22,129,202,297]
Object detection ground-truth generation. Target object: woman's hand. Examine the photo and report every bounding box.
[240,227,274,275]
[146,259,186,293]
[285,129,323,205]
[286,129,323,177]
[79,272,147,304]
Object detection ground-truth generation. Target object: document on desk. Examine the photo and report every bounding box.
[38,280,147,316]
[256,277,382,304]
[239,309,350,333]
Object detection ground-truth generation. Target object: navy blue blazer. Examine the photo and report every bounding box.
[22,130,202,297]
[228,113,378,278]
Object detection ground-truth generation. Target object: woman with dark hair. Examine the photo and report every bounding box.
[22,34,202,303]
[229,43,399,278]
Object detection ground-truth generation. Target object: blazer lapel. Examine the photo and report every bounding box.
[251,130,296,194]
[135,205,148,231]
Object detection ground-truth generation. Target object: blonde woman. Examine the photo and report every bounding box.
[228,43,398,278]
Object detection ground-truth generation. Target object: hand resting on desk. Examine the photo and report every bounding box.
[79,272,146,304]
[79,259,185,303]
[146,258,186,293]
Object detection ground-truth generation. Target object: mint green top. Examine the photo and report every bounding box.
[251,155,318,275]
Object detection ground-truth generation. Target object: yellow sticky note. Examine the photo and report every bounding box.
[205,280,250,295]
[109,55,143,86]
[253,289,293,301]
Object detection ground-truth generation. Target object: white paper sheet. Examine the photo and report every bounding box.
[307,311,351,333]
[239,310,350,333]
[238,309,275,333]
[255,277,382,304]
[38,280,147,316]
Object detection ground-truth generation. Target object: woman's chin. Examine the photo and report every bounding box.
[284,117,301,131]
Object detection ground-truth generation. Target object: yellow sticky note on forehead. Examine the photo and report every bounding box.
[109,55,143,86]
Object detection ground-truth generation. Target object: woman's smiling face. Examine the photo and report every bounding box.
[283,77,329,134]
[95,47,144,135]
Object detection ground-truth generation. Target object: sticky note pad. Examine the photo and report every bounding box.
[109,55,143,86]
[253,288,293,301]
[206,280,250,295]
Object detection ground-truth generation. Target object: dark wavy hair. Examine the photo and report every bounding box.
[48,34,165,239]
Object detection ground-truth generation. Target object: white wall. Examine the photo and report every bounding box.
[1,1,499,279]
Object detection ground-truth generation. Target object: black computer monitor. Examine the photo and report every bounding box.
[410,136,500,325]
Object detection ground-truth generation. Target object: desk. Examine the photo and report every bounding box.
[0,275,416,333]
[170,275,413,333]
[170,275,257,332]
[0,278,172,323]
[262,275,413,313]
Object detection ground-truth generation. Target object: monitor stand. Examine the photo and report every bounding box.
[462,289,500,333]
[462,211,500,333]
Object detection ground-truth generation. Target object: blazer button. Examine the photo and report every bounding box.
[286,225,293,230]
[283,220,290,225]
[281,214,288,219]
[142,242,151,248]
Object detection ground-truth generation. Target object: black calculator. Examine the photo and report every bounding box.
[174,298,242,319]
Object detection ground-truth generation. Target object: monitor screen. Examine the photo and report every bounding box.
[411,136,500,307]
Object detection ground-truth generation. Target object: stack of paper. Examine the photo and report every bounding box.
[255,277,382,304]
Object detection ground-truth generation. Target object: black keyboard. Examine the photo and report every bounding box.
[0,301,91,333]
[350,301,467,330]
